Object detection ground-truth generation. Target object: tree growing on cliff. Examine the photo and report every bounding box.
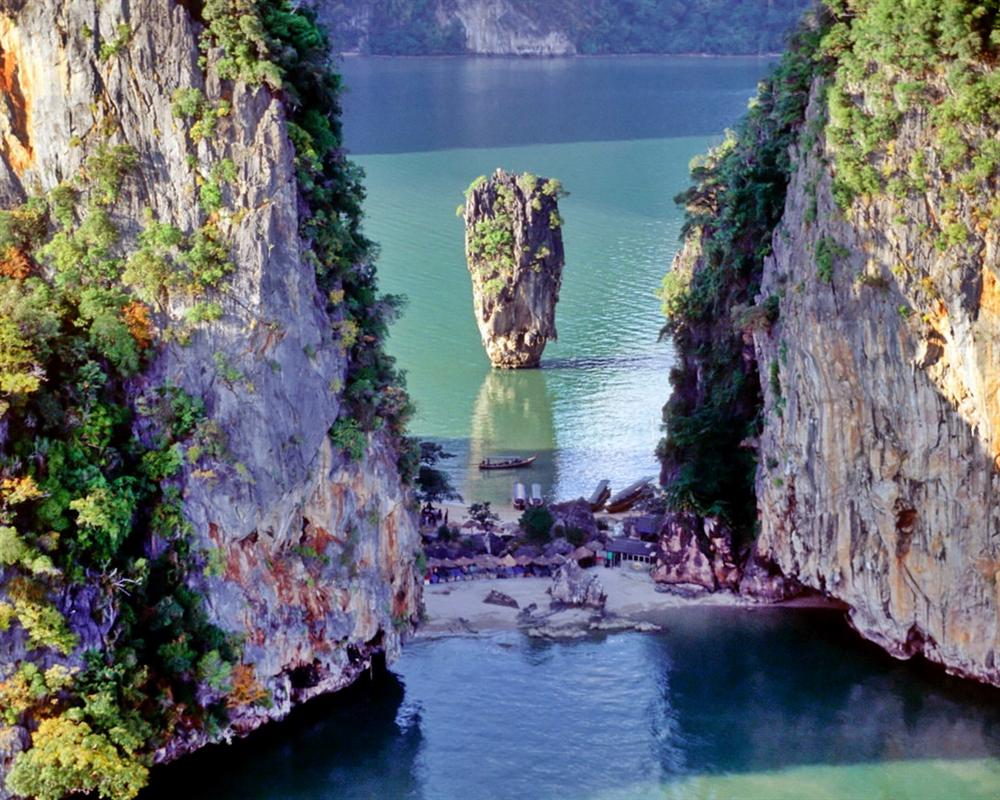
[415,441,461,506]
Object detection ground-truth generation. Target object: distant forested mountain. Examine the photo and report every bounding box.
[313,0,815,56]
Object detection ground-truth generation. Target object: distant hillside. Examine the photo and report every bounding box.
[312,0,816,56]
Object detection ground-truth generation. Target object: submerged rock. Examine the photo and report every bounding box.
[462,168,565,368]
[549,561,607,609]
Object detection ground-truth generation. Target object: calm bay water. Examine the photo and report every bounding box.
[145,57,1000,799]
[344,56,773,505]
[145,610,1000,799]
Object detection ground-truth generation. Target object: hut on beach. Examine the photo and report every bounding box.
[604,538,657,568]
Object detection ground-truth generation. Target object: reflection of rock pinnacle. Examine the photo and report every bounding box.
[462,168,565,368]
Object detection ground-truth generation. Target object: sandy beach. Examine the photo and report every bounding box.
[420,565,750,639]
[418,562,847,640]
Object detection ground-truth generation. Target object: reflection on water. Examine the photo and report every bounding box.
[357,137,688,506]
[341,55,776,155]
[465,369,557,506]
[141,666,425,800]
[144,610,1000,800]
[339,51,777,510]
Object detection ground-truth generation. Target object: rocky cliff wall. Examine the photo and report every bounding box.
[447,0,574,56]
[753,79,1000,685]
[0,1,420,794]
[659,2,1000,687]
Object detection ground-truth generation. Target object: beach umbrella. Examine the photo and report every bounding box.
[572,546,593,562]
[500,554,517,568]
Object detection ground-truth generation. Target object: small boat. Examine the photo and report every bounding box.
[588,479,611,512]
[530,483,544,507]
[605,477,654,514]
[512,482,527,510]
[478,454,537,471]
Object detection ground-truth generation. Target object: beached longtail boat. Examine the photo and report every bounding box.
[512,481,527,510]
[605,477,654,514]
[588,479,611,511]
[479,455,537,471]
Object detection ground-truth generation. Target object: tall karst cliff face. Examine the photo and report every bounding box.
[0,2,419,795]
[661,2,1000,686]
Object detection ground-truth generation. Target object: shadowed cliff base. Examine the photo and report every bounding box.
[138,660,424,800]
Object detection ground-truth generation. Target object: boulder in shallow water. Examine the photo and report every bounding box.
[549,561,607,609]
[739,546,803,602]
[484,590,520,609]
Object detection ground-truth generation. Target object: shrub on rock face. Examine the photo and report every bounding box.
[519,506,554,544]
[6,717,148,800]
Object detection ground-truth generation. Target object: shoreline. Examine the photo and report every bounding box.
[416,569,846,641]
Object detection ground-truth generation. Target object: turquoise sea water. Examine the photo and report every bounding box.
[144,610,1000,799]
[142,56,1000,799]
[346,56,773,506]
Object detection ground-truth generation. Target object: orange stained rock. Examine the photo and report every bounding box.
[976,269,1000,461]
[0,20,33,175]
[123,300,154,350]
[979,268,1000,319]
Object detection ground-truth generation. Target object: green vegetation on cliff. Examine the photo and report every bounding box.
[658,13,831,533]
[659,0,1000,537]
[324,0,814,55]
[821,1,1000,234]
[1,3,407,798]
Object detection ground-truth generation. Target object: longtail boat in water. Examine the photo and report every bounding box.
[478,454,537,471]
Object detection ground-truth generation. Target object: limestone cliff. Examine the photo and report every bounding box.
[754,87,1000,684]
[0,2,420,796]
[446,0,574,56]
[660,3,1000,686]
[463,169,565,369]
